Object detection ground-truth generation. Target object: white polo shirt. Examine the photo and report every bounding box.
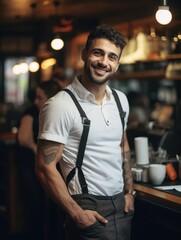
[38,77,129,196]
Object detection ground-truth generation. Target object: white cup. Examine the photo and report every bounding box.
[148,164,166,185]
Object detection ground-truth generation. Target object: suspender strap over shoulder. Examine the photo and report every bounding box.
[63,89,90,193]
[111,88,126,131]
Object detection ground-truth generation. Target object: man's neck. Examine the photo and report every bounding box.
[79,75,107,105]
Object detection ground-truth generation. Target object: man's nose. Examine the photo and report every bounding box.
[98,55,108,66]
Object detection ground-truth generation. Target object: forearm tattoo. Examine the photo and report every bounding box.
[39,140,59,164]
[122,151,134,193]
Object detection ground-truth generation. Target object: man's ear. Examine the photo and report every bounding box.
[81,49,86,62]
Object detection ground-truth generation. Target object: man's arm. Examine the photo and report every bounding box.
[36,139,108,228]
[121,131,135,212]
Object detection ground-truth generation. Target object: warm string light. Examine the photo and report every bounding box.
[12,63,29,75]
[155,0,172,25]
[12,58,57,75]
[41,58,57,69]
[12,61,40,75]
[29,61,40,72]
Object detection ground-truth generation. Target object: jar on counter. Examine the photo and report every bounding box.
[142,165,150,183]
[132,168,143,182]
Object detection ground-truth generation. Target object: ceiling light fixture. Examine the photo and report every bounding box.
[155,0,172,25]
[50,0,64,50]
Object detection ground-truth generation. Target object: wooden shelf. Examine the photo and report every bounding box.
[114,69,165,80]
[112,54,181,81]
[132,54,181,63]
[149,54,181,61]
[120,54,181,64]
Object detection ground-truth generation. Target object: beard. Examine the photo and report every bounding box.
[84,61,114,85]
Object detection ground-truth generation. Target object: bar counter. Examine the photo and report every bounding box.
[134,182,181,211]
[133,181,181,240]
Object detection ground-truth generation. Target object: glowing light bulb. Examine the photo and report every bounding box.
[29,61,40,72]
[155,6,172,25]
[51,38,64,50]
[41,58,57,70]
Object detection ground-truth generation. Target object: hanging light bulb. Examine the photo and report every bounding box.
[155,0,172,25]
[50,1,65,50]
[29,61,40,72]
[51,36,64,50]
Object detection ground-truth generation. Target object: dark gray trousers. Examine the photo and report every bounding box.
[64,193,134,240]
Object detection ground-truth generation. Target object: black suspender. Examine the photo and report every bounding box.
[63,89,90,193]
[63,88,125,194]
[111,88,126,131]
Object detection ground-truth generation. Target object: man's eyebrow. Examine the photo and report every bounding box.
[92,48,103,52]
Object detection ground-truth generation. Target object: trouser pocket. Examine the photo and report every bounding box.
[65,217,108,240]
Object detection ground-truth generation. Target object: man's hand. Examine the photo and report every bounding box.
[74,209,108,229]
[124,194,134,213]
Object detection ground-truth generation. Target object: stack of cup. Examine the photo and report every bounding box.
[134,137,149,166]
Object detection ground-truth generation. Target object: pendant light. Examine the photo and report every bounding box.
[155,0,172,25]
[29,2,39,72]
[51,0,64,51]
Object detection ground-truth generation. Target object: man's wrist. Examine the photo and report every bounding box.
[125,189,136,196]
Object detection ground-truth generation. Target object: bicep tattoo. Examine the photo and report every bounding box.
[39,140,60,164]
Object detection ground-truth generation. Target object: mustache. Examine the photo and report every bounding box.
[92,62,111,72]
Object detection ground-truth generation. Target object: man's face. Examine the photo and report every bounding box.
[82,38,121,85]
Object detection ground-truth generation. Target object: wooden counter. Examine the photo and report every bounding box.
[0,131,16,144]
[132,182,181,240]
[134,182,181,211]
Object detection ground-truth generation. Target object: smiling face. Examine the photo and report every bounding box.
[82,38,121,85]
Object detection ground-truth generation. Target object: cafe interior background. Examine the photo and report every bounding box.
[0,0,181,239]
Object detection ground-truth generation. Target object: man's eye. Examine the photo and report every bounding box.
[93,50,101,56]
[109,55,117,61]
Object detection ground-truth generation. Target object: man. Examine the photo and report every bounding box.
[36,25,135,240]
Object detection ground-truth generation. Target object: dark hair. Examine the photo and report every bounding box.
[37,80,61,99]
[85,25,127,51]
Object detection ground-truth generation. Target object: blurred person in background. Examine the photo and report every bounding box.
[17,80,61,240]
[52,67,73,89]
